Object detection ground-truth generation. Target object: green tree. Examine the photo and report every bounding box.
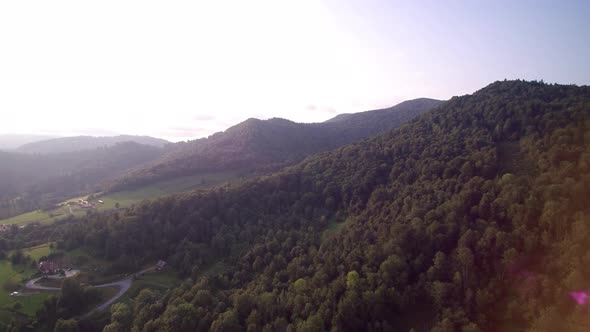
[54,319,80,332]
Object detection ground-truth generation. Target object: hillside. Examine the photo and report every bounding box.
[17,135,169,154]
[324,97,442,128]
[36,80,590,331]
[0,134,59,150]
[108,98,442,190]
[0,142,165,219]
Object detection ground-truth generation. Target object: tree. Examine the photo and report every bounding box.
[54,319,80,332]
[60,279,85,314]
[210,310,242,332]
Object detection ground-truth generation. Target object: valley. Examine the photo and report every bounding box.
[1,80,589,331]
[0,171,240,227]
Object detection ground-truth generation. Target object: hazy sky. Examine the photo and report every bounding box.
[1,0,589,141]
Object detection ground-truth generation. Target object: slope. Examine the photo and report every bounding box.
[108,98,443,191]
[17,135,169,154]
[0,142,165,219]
[0,134,59,150]
[46,80,590,331]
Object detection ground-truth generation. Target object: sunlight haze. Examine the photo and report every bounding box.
[1,0,588,141]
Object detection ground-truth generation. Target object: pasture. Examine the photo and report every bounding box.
[13,243,55,261]
[0,260,52,326]
[0,171,240,226]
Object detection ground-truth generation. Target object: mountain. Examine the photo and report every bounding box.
[16,135,170,154]
[324,97,442,127]
[40,80,590,331]
[0,134,60,150]
[108,98,443,190]
[0,142,165,219]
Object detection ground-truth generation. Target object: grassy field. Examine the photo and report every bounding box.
[0,204,88,226]
[95,171,238,211]
[0,260,53,325]
[0,171,239,226]
[10,243,56,261]
[118,270,179,305]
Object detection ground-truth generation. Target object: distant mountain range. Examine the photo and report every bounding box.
[0,97,442,218]
[16,135,170,154]
[108,98,443,190]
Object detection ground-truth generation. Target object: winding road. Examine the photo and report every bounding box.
[24,266,155,317]
[81,277,133,318]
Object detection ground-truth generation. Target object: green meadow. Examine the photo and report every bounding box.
[0,171,240,226]
[0,260,53,326]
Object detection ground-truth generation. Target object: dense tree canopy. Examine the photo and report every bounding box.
[31,80,590,330]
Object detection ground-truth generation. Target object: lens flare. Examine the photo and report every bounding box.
[569,291,589,305]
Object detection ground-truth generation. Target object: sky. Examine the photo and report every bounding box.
[0,0,589,142]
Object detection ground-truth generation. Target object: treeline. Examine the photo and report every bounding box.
[38,80,590,331]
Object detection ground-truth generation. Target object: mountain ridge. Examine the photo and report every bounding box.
[17,134,170,154]
[108,98,443,190]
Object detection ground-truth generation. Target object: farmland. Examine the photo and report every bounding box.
[0,260,52,327]
[0,171,240,226]
[14,243,55,261]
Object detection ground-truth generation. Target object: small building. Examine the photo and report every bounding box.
[39,261,59,274]
[155,260,166,271]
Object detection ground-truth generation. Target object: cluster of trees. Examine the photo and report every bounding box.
[36,279,105,331]
[0,215,80,254]
[28,80,590,330]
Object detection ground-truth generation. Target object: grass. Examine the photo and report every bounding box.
[0,210,59,225]
[14,243,55,261]
[118,270,180,305]
[0,171,240,226]
[0,204,87,226]
[95,286,120,303]
[0,260,53,324]
[95,171,238,211]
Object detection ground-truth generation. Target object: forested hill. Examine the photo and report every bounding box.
[324,97,442,128]
[17,135,169,154]
[107,98,442,191]
[0,134,59,150]
[54,80,590,331]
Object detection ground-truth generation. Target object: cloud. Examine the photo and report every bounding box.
[192,114,216,121]
[323,107,338,114]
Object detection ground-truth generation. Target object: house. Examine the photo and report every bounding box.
[155,260,166,271]
[39,261,59,274]
[75,199,95,208]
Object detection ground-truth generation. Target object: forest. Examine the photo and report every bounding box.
[106,98,442,192]
[4,80,590,331]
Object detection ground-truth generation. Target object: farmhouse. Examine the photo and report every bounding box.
[39,261,60,274]
[75,199,95,208]
[156,260,167,271]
